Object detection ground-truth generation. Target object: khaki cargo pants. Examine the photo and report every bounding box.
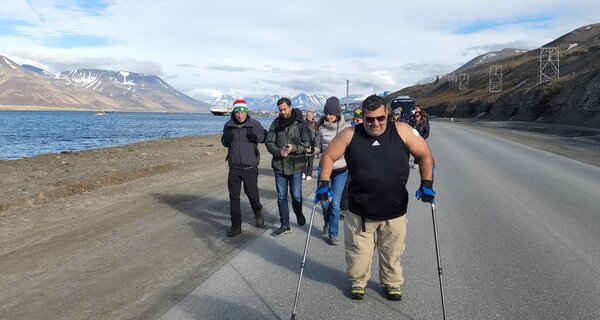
[344,211,407,288]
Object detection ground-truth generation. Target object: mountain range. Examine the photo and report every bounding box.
[9,22,594,122]
[0,55,366,114]
[389,23,600,128]
[205,93,365,112]
[0,56,210,112]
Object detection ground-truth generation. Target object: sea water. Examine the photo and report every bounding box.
[0,111,275,160]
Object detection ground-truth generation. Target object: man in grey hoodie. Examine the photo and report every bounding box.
[221,99,267,237]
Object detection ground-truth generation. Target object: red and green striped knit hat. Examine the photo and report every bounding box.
[232,99,249,113]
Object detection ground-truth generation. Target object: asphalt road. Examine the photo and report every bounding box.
[159,122,600,320]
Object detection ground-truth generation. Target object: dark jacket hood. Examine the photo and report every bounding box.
[292,108,303,122]
[275,108,303,132]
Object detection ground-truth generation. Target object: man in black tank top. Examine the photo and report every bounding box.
[316,95,436,301]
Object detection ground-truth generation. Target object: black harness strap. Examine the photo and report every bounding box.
[361,217,366,233]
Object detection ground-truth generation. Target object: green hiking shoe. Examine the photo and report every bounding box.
[350,286,365,300]
[383,285,402,301]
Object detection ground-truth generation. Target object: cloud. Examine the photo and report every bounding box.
[8,51,164,75]
[265,78,331,93]
[40,34,115,48]
[187,88,226,101]
[176,64,198,68]
[206,65,255,72]
[1,0,599,99]
[333,47,378,58]
[453,14,557,34]
[465,40,537,54]
[401,63,460,76]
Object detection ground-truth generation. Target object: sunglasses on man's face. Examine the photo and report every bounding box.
[365,115,387,124]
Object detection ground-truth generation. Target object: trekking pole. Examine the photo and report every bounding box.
[430,202,448,320]
[290,199,318,320]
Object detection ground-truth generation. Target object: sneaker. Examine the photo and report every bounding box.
[350,286,365,300]
[296,212,306,226]
[322,222,329,234]
[254,211,264,228]
[302,173,307,180]
[383,285,402,301]
[328,236,339,245]
[272,225,291,237]
[305,175,312,181]
[226,227,241,237]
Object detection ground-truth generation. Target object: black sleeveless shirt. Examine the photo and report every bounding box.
[345,123,410,220]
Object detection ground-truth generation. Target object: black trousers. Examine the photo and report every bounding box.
[305,155,314,177]
[228,166,263,228]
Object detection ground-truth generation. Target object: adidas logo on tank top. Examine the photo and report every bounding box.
[371,140,381,146]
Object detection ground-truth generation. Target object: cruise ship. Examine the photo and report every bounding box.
[210,106,233,116]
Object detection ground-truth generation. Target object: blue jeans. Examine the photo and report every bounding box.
[320,170,348,237]
[274,172,303,227]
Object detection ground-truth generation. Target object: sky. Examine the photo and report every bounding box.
[0,0,599,101]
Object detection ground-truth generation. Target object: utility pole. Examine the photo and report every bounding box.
[459,73,469,91]
[539,47,560,84]
[346,80,349,112]
[489,65,503,92]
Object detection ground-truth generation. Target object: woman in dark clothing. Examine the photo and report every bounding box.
[411,106,430,169]
[303,110,317,180]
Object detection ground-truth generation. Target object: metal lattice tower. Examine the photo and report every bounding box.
[489,65,503,92]
[448,74,457,84]
[459,73,469,91]
[539,47,559,84]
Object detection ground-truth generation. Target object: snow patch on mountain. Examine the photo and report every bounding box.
[2,57,16,69]
[451,48,528,74]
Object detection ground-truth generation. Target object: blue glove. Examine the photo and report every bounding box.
[416,180,435,203]
[315,180,332,202]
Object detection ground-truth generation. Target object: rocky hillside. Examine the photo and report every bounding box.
[387,23,600,128]
[0,56,210,113]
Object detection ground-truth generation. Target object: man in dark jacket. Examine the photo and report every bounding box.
[221,99,267,237]
[265,98,312,236]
